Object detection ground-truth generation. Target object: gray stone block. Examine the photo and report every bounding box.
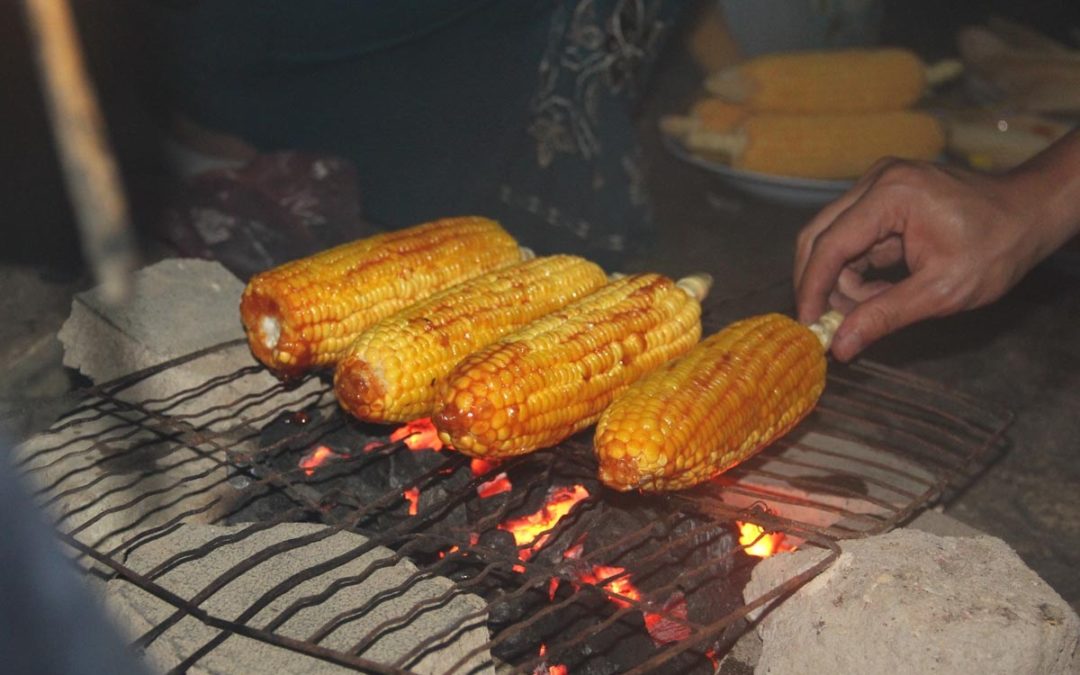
[744,529,1080,674]
[55,258,322,430]
[106,523,492,675]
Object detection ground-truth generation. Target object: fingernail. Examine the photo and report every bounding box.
[833,330,862,361]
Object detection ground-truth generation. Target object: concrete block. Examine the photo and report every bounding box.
[106,523,492,675]
[56,258,322,430]
[744,530,1080,674]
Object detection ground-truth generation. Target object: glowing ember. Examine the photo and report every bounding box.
[562,542,584,560]
[403,487,420,515]
[536,644,568,675]
[298,445,344,476]
[498,485,589,561]
[362,440,382,453]
[477,472,512,498]
[470,458,500,476]
[548,577,560,600]
[578,564,640,609]
[390,418,444,451]
[737,520,793,558]
[643,592,690,645]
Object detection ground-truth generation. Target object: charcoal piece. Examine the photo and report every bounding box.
[388,447,446,490]
[255,408,331,461]
[414,466,471,533]
[477,528,517,557]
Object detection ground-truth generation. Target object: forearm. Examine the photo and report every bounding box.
[1003,129,1080,261]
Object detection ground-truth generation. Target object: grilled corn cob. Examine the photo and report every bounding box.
[705,48,949,113]
[685,111,946,179]
[334,255,608,423]
[433,273,710,458]
[240,216,522,378]
[596,312,842,492]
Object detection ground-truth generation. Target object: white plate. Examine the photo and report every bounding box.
[662,134,855,208]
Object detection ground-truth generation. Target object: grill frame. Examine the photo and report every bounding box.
[15,338,1011,674]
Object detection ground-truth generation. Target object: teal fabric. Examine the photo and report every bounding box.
[147,1,690,268]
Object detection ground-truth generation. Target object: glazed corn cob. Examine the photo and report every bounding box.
[596,312,842,492]
[240,216,522,378]
[334,255,608,424]
[685,111,945,179]
[433,273,710,458]
[705,48,937,113]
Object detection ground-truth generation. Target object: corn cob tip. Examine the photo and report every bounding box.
[925,58,964,87]
[677,273,713,302]
[333,355,386,421]
[597,455,644,493]
[660,114,697,139]
[808,310,844,350]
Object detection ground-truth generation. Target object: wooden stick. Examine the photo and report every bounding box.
[21,0,135,302]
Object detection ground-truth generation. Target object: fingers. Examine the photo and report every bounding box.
[795,193,901,324]
[793,158,894,291]
[829,274,946,361]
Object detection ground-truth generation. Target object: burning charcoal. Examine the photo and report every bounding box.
[255,408,330,460]
[477,528,517,557]
[387,446,446,490]
[414,468,471,533]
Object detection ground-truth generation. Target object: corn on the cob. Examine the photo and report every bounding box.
[705,48,929,113]
[596,312,842,492]
[239,216,522,378]
[660,99,747,140]
[334,255,608,423]
[432,273,709,458]
[685,111,945,180]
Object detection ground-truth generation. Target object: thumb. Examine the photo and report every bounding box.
[830,276,944,361]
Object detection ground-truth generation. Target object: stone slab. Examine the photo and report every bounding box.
[106,523,492,675]
[744,529,1080,674]
[55,257,322,431]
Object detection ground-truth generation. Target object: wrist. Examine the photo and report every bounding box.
[1004,131,1080,259]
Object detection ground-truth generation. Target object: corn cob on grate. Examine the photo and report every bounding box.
[433,273,708,459]
[596,312,836,492]
[239,216,522,378]
[334,255,608,424]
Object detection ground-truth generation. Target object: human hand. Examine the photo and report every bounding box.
[793,157,1063,361]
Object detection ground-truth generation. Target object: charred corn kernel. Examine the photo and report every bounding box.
[686,111,945,180]
[240,216,522,378]
[596,313,830,492]
[705,48,927,113]
[334,255,608,424]
[433,273,706,458]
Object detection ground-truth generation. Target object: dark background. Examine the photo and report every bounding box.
[3,0,1078,271]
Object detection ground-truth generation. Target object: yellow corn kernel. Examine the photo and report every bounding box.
[239,216,522,378]
[690,98,747,133]
[596,313,827,492]
[686,111,945,180]
[705,48,926,113]
[334,255,608,424]
[433,273,705,458]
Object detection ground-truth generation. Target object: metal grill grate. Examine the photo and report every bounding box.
[15,339,1011,674]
